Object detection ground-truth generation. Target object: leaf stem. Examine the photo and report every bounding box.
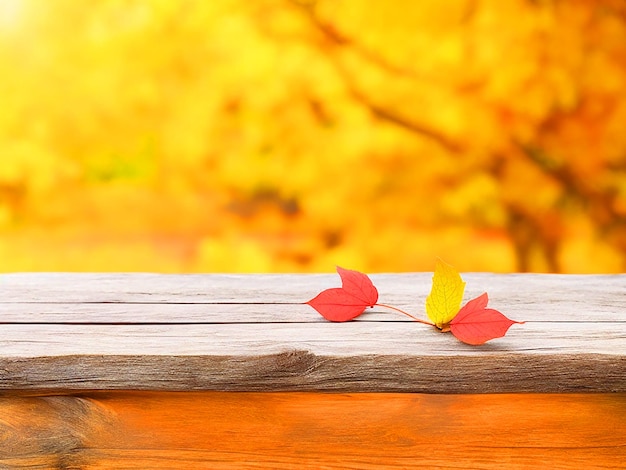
[374,303,435,326]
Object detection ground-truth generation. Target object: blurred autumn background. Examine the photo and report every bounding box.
[1,0,625,274]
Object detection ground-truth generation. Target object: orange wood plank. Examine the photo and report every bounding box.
[1,392,625,469]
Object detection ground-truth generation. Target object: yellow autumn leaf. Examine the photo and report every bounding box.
[425,259,466,328]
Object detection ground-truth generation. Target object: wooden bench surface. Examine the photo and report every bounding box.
[1,272,625,469]
[1,272,625,393]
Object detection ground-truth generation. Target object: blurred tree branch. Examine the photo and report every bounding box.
[285,0,466,153]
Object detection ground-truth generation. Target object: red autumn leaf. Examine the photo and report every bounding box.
[449,293,523,345]
[306,266,379,322]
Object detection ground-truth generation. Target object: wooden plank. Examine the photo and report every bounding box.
[0,273,624,392]
[0,321,624,357]
[1,391,625,469]
[0,295,624,323]
[0,302,388,323]
[0,323,624,392]
[2,272,625,313]
[0,272,335,303]
[1,273,624,322]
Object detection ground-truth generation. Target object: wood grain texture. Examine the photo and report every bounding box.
[1,272,625,319]
[1,391,625,469]
[0,273,625,392]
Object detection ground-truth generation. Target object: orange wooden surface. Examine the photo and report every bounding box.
[2,391,625,469]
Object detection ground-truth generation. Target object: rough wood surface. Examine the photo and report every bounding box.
[1,391,625,469]
[1,273,625,392]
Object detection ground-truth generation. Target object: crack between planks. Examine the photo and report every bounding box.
[0,320,396,325]
[1,320,623,324]
[0,301,305,305]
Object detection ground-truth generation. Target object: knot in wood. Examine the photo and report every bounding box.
[272,350,318,376]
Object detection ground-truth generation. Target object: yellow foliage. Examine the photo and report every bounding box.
[1,0,625,273]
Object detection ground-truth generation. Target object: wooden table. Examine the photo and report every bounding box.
[1,273,625,468]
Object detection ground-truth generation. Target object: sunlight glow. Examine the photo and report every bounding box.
[0,0,24,30]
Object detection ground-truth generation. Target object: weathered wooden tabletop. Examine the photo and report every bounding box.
[1,272,624,393]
